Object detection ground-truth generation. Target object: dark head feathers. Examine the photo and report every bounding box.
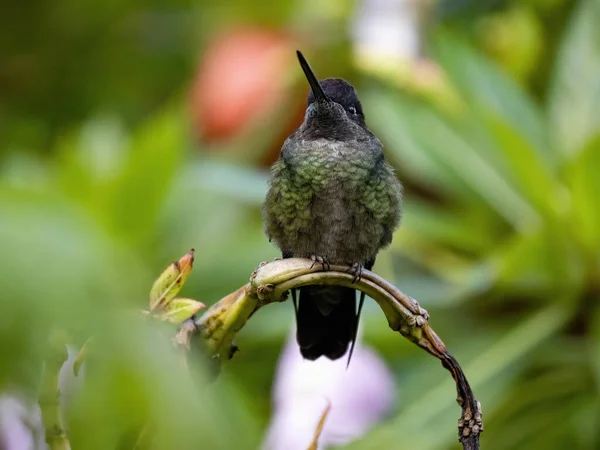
[307,78,364,118]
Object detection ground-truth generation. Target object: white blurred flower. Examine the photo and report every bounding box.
[262,326,396,450]
[352,0,423,63]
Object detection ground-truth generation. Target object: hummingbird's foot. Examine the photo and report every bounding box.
[346,262,364,284]
[310,254,331,271]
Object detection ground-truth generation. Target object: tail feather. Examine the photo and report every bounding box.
[295,285,357,361]
[344,259,374,366]
[345,291,365,368]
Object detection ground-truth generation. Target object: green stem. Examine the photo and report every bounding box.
[39,332,70,450]
[189,258,482,450]
[195,284,258,364]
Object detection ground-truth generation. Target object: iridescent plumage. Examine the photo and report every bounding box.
[263,53,403,362]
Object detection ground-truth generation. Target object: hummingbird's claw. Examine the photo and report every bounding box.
[310,255,330,271]
[347,262,364,284]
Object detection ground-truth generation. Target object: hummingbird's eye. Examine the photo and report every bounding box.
[348,105,357,115]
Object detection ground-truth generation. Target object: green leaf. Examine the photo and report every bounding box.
[492,223,585,295]
[149,250,195,312]
[591,302,600,394]
[568,135,600,252]
[366,87,539,229]
[482,113,562,219]
[548,0,600,157]
[178,160,268,206]
[73,337,93,376]
[106,107,186,244]
[364,87,480,203]
[408,110,539,228]
[353,304,571,449]
[399,199,497,254]
[54,116,128,213]
[158,298,205,323]
[431,30,554,166]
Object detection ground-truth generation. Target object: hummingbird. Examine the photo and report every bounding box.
[263,51,403,364]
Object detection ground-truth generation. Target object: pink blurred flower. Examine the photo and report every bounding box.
[0,345,81,450]
[262,327,396,450]
[0,394,44,450]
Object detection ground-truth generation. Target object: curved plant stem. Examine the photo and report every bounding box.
[186,258,483,450]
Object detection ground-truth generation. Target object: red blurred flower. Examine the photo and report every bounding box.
[190,28,298,143]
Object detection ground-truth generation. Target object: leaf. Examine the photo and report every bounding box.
[352,304,571,449]
[149,249,195,311]
[548,0,600,157]
[493,223,584,295]
[158,298,205,323]
[73,337,93,376]
[591,301,600,395]
[431,30,553,166]
[177,160,268,206]
[483,112,562,219]
[105,107,185,245]
[409,111,539,228]
[366,87,539,229]
[567,135,600,251]
[482,349,592,448]
[307,401,331,450]
[398,199,497,255]
[364,88,480,203]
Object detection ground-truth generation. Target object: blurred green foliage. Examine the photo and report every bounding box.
[1,0,599,449]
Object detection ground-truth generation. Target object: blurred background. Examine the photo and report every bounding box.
[1,0,599,448]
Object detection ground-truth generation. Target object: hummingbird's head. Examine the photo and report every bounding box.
[306,78,364,125]
[296,51,367,132]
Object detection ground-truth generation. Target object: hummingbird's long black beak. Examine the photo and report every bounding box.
[296,50,330,102]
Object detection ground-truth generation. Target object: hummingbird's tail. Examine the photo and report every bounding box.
[294,285,358,361]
